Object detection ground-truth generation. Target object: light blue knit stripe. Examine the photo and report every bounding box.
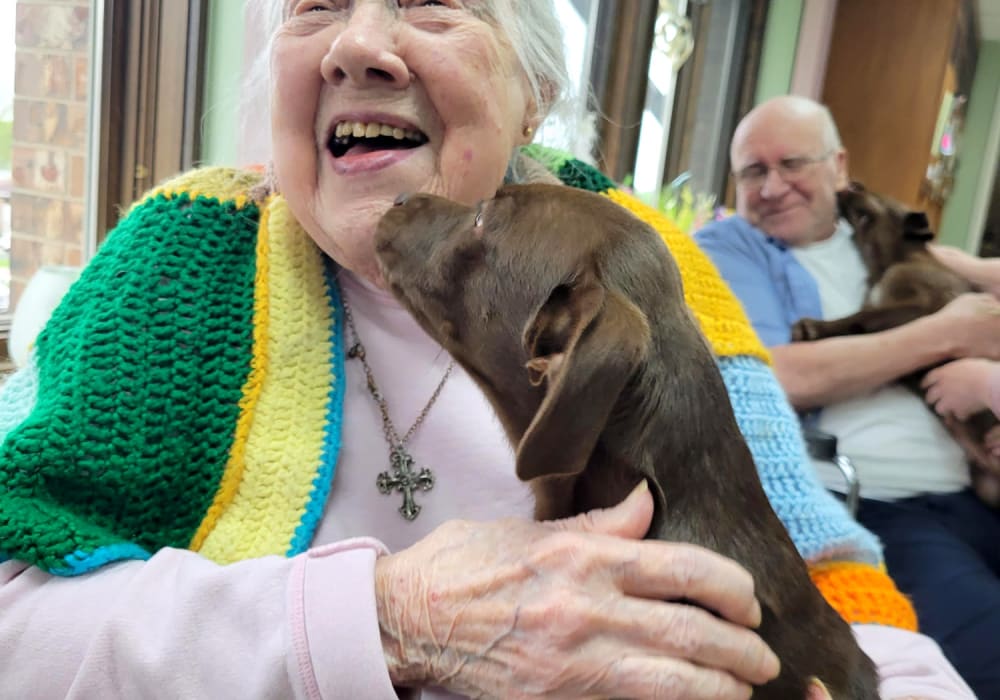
[287,262,346,556]
[51,544,152,576]
[0,355,40,444]
[717,355,882,566]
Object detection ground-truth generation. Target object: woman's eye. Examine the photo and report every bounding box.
[292,1,338,14]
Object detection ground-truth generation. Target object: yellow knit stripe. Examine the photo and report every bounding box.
[188,197,274,552]
[135,167,264,211]
[809,561,918,631]
[199,196,334,563]
[602,190,770,364]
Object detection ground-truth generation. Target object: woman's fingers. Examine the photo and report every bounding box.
[553,480,763,628]
[604,595,779,684]
[552,478,655,539]
[594,654,754,700]
[509,592,776,698]
[613,540,762,628]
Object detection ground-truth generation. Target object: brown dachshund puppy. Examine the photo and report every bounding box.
[791,183,1000,506]
[374,183,878,700]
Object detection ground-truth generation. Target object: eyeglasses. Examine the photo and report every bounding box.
[732,150,834,189]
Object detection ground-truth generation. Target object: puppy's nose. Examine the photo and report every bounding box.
[394,193,410,206]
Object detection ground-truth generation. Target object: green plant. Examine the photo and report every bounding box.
[624,172,720,234]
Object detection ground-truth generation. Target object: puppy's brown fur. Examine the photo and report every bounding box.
[375,184,878,699]
[791,183,1000,506]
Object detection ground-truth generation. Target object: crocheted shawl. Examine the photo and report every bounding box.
[0,147,914,630]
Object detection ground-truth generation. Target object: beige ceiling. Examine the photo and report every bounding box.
[980,0,1000,40]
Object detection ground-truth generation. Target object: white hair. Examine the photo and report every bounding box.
[817,104,844,152]
[239,0,591,166]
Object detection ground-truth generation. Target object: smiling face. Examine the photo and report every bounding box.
[731,98,849,246]
[270,0,535,283]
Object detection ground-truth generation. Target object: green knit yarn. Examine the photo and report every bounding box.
[0,192,259,572]
[522,144,618,194]
[520,144,571,174]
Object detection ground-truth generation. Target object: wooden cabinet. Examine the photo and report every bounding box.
[821,0,978,231]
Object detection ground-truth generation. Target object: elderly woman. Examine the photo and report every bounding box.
[0,1,973,698]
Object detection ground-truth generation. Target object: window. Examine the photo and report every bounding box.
[0,2,13,313]
[585,0,767,212]
[4,1,97,318]
[2,1,205,371]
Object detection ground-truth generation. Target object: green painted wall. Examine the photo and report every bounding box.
[939,41,1000,249]
[0,120,11,170]
[199,0,245,166]
[754,0,803,104]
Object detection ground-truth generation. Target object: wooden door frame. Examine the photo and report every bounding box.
[93,0,208,242]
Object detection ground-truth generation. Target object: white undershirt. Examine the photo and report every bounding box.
[313,270,535,554]
[791,221,969,500]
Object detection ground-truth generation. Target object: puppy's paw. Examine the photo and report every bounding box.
[792,318,825,342]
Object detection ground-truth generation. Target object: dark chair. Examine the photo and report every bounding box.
[804,427,860,517]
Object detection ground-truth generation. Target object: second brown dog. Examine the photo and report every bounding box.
[792,183,1000,506]
[375,183,878,699]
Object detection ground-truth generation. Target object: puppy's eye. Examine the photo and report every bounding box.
[474,201,485,228]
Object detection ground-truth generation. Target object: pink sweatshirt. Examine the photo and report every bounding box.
[0,273,974,699]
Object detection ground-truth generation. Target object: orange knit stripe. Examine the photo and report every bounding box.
[810,561,918,631]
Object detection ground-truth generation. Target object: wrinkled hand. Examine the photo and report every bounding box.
[376,481,780,699]
[932,293,1000,360]
[922,358,999,420]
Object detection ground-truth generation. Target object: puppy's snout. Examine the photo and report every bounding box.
[394,193,410,206]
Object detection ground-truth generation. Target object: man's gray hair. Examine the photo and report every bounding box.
[240,0,585,164]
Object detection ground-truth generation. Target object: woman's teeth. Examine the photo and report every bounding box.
[333,121,423,142]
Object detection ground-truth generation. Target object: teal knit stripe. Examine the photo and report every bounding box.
[718,355,882,565]
[287,261,347,555]
[52,543,153,576]
[0,192,259,572]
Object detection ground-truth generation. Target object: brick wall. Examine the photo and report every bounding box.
[9,0,91,310]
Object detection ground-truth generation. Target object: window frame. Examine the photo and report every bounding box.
[91,0,208,243]
[1,0,207,365]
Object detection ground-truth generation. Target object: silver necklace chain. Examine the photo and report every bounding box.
[337,277,454,520]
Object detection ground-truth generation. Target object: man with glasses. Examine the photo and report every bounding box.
[696,94,1000,698]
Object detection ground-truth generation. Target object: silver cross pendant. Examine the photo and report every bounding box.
[376,446,435,521]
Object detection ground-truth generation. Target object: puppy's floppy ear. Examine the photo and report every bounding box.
[903,211,934,242]
[517,271,651,482]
